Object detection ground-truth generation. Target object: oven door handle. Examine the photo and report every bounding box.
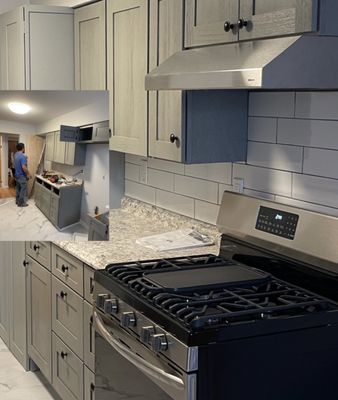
[93,310,185,391]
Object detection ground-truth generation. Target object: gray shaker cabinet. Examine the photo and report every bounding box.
[0,243,11,346]
[27,255,52,382]
[54,131,66,164]
[46,131,86,166]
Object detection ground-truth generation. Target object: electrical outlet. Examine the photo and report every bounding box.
[140,159,148,184]
[233,177,244,194]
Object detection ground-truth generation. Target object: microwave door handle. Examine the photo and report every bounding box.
[93,310,185,391]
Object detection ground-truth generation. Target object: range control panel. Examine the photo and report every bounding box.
[255,206,299,240]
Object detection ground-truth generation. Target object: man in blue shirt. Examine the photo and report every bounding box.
[14,143,31,207]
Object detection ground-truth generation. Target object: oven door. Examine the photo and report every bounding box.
[93,310,197,400]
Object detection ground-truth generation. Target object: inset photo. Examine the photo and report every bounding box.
[0,91,109,241]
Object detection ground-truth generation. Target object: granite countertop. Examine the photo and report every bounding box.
[36,174,83,189]
[55,198,221,270]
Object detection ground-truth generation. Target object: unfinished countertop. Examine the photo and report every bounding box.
[36,174,83,189]
[54,198,221,270]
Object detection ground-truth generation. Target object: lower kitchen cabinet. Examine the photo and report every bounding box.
[27,255,52,382]
[84,366,95,400]
[52,332,84,400]
[34,178,83,229]
[26,241,51,270]
[0,243,10,346]
[83,301,95,372]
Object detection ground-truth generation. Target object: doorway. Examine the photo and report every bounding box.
[0,134,19,199]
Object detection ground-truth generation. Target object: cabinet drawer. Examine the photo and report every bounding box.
[83,301,94,372]
[52,276,84,359]
[84,366,95,400]
[52,333,84,400]
[84,265,95,304]
[52,246,84,296]
[26,242,51,270]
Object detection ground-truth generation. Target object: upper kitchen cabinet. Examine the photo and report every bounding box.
[184,0,319,47]
[185,0,239,48]
[54,132,66,164]
[46,131,86,166]
[0,5,74,90]
[108,0,148,156]
[74,0,106,90]
[238,0,318,41]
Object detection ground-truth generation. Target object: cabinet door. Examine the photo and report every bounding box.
[0,7,25,89]
[27,256,52,382]
[54,131,66,164]
[239,0,318,41]
[75,0,106,90]
[64,142,76,165]
[40,186,51,217]
[84,366,95,400]
[108,0,148,156]
[10,242,28,370]
[26,241,51,270]
[83,301,95,372]
[50,193,60,226]
[45,132,55,162]
[149,0,184,162]
[34,182,42,209]
[185,0,238,47]
[0,242,11,346]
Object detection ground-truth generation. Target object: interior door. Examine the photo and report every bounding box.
[149,0,184,162]
[10,242,28,370]
[75,0,106,90]
[0,7,25,89]
[185,0,239,47]
[0,242,11,346]
[239,0,318,41]
[108,0,148,156]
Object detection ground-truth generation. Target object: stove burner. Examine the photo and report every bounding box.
[104,255,332,331]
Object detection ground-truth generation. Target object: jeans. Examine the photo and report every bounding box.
[15,176,28,206]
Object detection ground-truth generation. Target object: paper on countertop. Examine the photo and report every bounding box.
[136,229,214,252]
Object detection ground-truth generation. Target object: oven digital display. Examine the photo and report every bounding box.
[255,206,299,240]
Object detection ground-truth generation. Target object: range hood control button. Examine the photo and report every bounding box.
[121,312,136,328]
[104,298,118,315]
[140,326,156,344]
[96,294,110,309]
[151,334,168,352]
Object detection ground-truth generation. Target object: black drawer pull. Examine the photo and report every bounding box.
[33,244,40,251]
[23,260,29,267]
[169,133,179,144]
[61,265,69,273]
[60,351,68,359]
[60,291,67,299]
[224,21,234,32]
[237,18,249,29]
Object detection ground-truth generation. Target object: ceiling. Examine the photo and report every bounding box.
[0,91,108,125]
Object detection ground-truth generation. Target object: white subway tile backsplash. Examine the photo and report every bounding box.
[275,196,338,217]
[125,163,140,182]
[249,92,295,117]
[243,189,275,201]
[125,154,146,165]
[292,174,338,209]
[156,190,194,218]
[218,184,234,204]
[195,201,220,225]
[248,117,277,143]
[303,148,338,179]
[233,163,292,196]
[147,158,185,174]
[174,175,219,204]
[148,169,174,191]
[125,180,156,204]
[295,92,338,120]
[247,142,303,172]
[184,163,232,184]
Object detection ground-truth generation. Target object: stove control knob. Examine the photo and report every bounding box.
[140,326,156,345]
[96,294,110,309]
[121,312,136,328]
[151,334,168,353]
[104,298,118,315]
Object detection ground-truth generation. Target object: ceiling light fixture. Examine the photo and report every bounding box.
[8,102,31,115]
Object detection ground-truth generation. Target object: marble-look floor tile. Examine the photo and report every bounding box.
[0,199,88,241]
[0,338,58,400]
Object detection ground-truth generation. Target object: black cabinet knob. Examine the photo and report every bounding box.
[23,260,29,267]
[224,21,234,32]
[60,351,68,359]
[33,244,40,251]
[169,133,179,144]
[237,18,248,29]
[61,265,69,273]
[60,291,67,299]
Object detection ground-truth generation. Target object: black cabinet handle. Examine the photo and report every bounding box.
[33,244,40,251]
[61,265,69,273]
[90,383,95,400]
[224,21,234,32]
[23,260,29,267]
[237,18,248,29]
[60,351,68,359]
[60,291,67,299]
[169,133,179,144]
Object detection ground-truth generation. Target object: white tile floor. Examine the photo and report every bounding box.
[0,198,89,241]
[0,338,58,400]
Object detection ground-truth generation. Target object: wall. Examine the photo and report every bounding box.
[0,120,36,135]
[0,0,29,14]
[124,91,338,225]
[0,135,9,188]
[52,143,109,224]
[0,0,91,13]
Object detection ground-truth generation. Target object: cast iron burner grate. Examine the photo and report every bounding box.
[104,255,333,331]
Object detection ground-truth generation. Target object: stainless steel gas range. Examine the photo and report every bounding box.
[93,191,338,400]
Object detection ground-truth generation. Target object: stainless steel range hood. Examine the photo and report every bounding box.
[145,35,338,91]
